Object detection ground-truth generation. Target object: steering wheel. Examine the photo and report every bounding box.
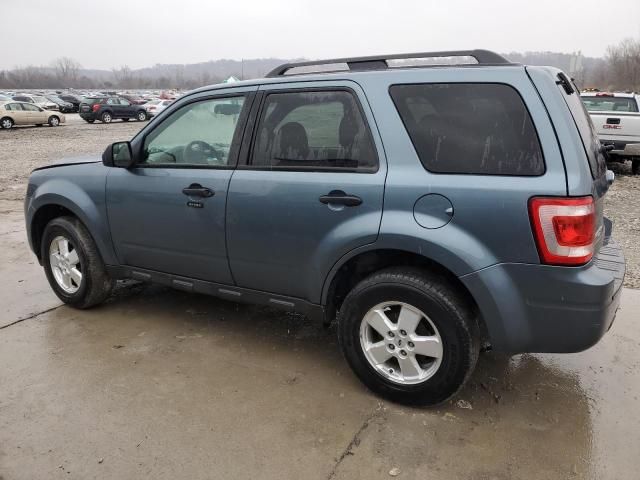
[183,140,223,164]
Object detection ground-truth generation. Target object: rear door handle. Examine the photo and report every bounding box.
[319,190,362,207]
[182,183,214,198]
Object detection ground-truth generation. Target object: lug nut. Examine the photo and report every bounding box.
[388,344,395,350]
[388,331,395,338]
[400,350,407,356]
[400,330,407,336]
[408,342,415,348]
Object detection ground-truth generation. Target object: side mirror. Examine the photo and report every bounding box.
[103,141,135,168]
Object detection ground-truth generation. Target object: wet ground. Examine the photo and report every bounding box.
[1,201,640,479]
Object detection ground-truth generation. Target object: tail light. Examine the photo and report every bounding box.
[91,104,101,112]
[528,196,596,266]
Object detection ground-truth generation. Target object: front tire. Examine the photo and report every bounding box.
[136,111,147,121]
[41,216,114,308]
[338,267,479,406]
[48,116,60,127]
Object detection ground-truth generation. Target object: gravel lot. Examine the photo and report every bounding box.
[1,115,638,288]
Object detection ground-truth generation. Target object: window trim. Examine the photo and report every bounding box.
[388,81,547,177]
[134,91,254,170]
[239,86,380,174]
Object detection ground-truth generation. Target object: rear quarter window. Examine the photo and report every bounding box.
[389,83,545,176]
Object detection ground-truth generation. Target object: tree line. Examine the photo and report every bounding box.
[1,38,639,91]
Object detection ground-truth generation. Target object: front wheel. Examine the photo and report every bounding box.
[41,216,114,308]
[48,116,60,127]
[338,267,479,406]
[136,111,147,121]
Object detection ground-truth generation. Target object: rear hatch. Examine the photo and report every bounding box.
[79,97,103,113]
[556,74,610,250]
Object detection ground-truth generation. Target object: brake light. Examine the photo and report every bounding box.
[91,103,100,112]
[528,196,596,266]
[595,92,614,97]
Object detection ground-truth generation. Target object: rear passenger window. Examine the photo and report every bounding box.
[251,90,378,171]
[390,83,545,175]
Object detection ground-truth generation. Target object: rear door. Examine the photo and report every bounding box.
[6,103,27,124]
[106,97,122,118]
[226,81,386,302]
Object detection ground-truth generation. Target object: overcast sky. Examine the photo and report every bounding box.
[2,0,639,70]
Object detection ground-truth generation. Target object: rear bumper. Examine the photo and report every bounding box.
[460,239,625,353]
[600,139,640,158]
[79,112,98,121]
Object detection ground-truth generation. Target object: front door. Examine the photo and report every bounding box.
[106,90,255,283]
[22,103,47,124]
[226,83,386,302]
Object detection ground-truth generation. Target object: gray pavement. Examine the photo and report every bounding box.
[1,198,639,479]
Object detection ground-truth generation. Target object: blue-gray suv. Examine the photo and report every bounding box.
[24,50,626,405]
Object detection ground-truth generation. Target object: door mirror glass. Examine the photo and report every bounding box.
[103,141,134,168]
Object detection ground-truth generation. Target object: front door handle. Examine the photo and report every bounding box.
[182,183,214,198]
[319,190,362,207]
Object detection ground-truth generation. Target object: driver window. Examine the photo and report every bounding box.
[142,96,245,167]
[119,98,130,106]
[22,104,39,112]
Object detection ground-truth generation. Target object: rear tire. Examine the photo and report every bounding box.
[101,112,112,124]
[136,111,147,121]
[1,117,13,129]
[338,267,480,406]
[41,216,114,309]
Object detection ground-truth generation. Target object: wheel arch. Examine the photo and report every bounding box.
[28,189,117,266]
[321,247,489,344]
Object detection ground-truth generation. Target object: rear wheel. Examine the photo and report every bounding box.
[41,216,114,308]
[338,267,479,406]
[1,117,13,129]
[101,112,112,123]
[136,111,147,121]
[48,116,60,127]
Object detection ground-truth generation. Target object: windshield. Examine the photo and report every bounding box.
[581,95,639,112]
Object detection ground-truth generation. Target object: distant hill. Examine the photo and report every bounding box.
[0,52,609,90]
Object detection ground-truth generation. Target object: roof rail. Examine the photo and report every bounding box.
[266,49,512,77]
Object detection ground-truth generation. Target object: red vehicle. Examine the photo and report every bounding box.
[118,93,146,105]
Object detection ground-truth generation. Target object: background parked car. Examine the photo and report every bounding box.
[119,93,146,105]
[57,94,84,113]
[12,94,58,111]
[0,101,65,129]
[144,99,172,116]
[79,96,148,123]
[0,94,11,101]
[45,95,75,113]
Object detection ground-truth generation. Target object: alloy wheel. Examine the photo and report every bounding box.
[359,301,443,385]
[49,235,82,294]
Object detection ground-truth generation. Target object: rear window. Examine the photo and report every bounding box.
[82,97,103,105]
[389,83,545,175]
[559,83,607,178]
[581,95,638,112]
